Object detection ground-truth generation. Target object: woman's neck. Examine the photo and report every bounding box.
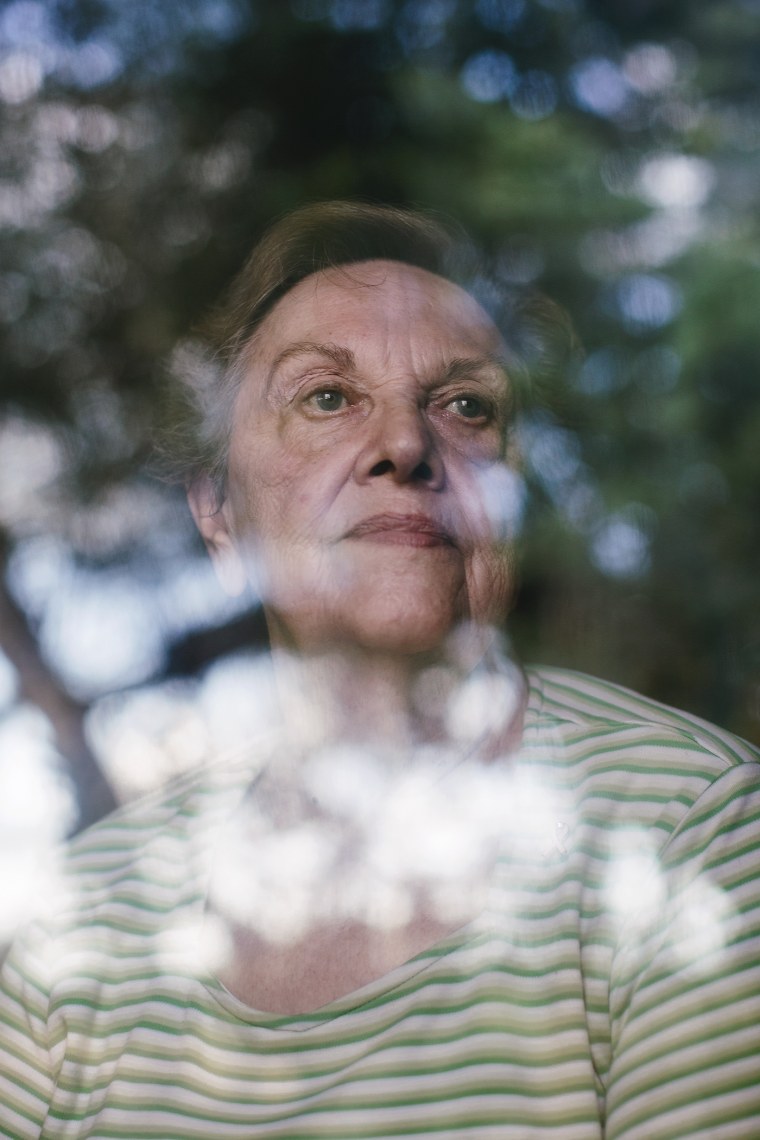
[267,623,527,766]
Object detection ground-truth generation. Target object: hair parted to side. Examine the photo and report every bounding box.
[156,200,578,506]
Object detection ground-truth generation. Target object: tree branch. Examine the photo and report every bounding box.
[0,531,118,833]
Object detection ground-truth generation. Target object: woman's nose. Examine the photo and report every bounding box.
[353,401,444,488]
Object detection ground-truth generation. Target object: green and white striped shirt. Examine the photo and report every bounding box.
[1,667,759,1138]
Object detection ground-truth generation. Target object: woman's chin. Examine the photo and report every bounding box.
[267,596,464,658]
[346,610,459,657]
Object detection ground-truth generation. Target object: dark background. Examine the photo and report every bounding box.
[0,0,758,844]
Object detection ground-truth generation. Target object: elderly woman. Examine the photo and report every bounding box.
[1,202,759,1139]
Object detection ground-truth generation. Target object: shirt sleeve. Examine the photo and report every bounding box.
[605,761,760,1140]
[0,927,58,1139]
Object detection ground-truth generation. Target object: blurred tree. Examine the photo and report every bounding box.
[0,0,759,835]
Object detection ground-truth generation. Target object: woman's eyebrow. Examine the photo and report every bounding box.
[440,354,511,385]
[267,340,356,388]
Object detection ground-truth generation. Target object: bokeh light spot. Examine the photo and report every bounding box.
[0,0,52,47]
[669,876,731,973]
[623,42,677,94]
[0,51,43,102]
[396,0,456,52]
[303,746,387,824]
[613,272,682,332]
[57,41,122,90]
[0,419,62,530]
[195,0,249,41]
[75,106,119,152]
[571,56,630,118]
[157,913,233,975]
[40,573,165,696]
[446,669,521,745]
[460,49,517,103]
[606,835,665,931]
[88,681,210,800]
[638,153,715,210]
[591,508,652,579]
[520,414,582,486]
[0,705,75,940]
[473,463,526,540]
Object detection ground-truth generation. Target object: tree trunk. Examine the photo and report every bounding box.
[0,533,118,833]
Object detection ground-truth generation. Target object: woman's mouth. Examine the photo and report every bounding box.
[344,513,457,548]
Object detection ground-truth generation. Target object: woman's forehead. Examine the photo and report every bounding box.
[253,259,503,352]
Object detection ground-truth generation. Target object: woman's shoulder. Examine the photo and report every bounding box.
[42,741,267,932]
[525,663,760,770]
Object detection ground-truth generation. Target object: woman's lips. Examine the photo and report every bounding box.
[344,513,457,548]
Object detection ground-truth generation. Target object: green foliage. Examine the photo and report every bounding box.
[0,0,758,798]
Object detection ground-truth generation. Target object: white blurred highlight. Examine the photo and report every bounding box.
[156,913,233,976]
[623,43,677,94]
[202,727,572,948]
[198,653,280,748]
[570,56,631,118]
[88,653,278,800]
[591,509,652,578]
[606,829,733,975]
[638,153,715,210]
[669,875,731,974]
[210,814,341,943]
[41,574,165,695]
[0,52,42,103]
[88,685,208,800]
[0,417,62,531]
[0,705,74,940]
[445,669,521,744]
[366,766,488,883]
[606,829,666,934]
[473,462,526,540]
[302,745,387,824]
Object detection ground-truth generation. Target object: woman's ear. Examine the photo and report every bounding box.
[187,476,247,597]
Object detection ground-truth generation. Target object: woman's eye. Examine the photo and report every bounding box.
[306,389,347,413]
[448,395,490,420]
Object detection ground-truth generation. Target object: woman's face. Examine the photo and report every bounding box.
[195,260,522,655]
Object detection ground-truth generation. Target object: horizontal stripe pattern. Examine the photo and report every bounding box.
[0,666,758,1138]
